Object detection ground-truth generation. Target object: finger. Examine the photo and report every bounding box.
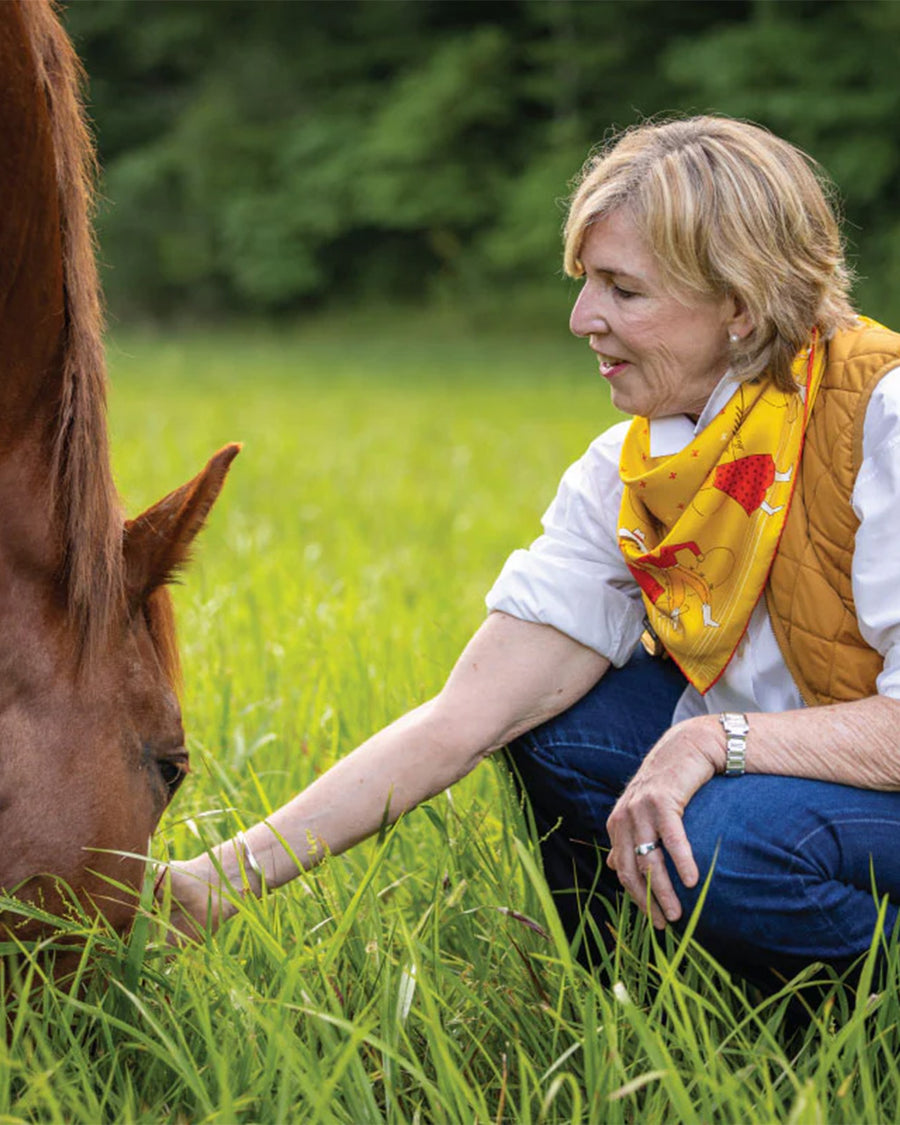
[630,863,667,928]
[152,862,169,903]
[634,812,703,924]
[639,850,681,925]
[620,824,684,926]
[615,838,670,928]
[165,910,204,947]
[639,861,669,929]
[658,814,699,889]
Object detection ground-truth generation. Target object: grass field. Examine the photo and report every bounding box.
[1,311,899,1123]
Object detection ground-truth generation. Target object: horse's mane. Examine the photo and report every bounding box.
[18,0,179,687]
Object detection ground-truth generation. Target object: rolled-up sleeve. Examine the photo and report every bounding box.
[485,421,645,666]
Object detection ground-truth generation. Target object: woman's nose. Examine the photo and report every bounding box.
[569,283,607,339]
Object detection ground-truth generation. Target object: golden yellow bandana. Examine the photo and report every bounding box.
[618,333,824,693]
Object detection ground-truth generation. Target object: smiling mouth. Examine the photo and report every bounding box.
[597,354,630,379]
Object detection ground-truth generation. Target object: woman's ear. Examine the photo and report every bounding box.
[725,294,754,341]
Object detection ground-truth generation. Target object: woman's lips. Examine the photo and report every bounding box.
[598,356,630,379]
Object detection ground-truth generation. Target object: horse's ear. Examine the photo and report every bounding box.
[124,444,240,605]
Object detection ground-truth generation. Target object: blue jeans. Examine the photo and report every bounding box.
[507,650,900,983]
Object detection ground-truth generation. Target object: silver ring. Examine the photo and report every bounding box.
[634,840,660,857]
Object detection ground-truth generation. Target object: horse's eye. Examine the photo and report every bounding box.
[157,756,188,799]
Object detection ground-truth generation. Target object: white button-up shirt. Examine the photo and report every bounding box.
[486,368,900,721]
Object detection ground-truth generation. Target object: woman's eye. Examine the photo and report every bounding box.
[157,757,188,799]
[613,285,638,299]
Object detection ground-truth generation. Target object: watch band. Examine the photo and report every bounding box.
[719,712,749,777]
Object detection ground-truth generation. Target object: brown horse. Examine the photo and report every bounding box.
[0,0,236,944]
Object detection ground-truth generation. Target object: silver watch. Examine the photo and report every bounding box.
[719,712,749,777]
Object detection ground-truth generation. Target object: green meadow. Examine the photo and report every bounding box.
[1,312,899,1123]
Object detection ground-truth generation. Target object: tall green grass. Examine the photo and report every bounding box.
[2,310,898,1123]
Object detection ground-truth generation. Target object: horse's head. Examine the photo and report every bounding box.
[0,445,238,940]
[0,0,242,948]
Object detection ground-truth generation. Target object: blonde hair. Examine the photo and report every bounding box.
[564,116,856,392]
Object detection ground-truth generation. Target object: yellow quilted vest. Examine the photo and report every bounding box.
[765,320,900,705]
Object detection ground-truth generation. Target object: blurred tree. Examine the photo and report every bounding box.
[62,0,898,323]
[662,0,900,325]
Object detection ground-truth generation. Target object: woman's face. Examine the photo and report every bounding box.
[569,209,746,420]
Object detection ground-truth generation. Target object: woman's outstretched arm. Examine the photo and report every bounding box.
[163,610,610,934]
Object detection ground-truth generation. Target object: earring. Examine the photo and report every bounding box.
[729,333,740,343]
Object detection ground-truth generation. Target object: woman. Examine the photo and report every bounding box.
[163,116,900,982]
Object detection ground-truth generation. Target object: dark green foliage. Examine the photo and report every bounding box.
[63,0,899,323]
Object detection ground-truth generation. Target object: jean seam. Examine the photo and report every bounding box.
[519,739,617,835]
[523,735,619,754]
[788,817,900,949]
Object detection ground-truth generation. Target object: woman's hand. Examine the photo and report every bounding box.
[155,856,235,943]
[606,715,723,928]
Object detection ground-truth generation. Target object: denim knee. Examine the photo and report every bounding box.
[669,774,900,966]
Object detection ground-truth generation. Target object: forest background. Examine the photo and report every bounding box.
[64,0,900,329]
